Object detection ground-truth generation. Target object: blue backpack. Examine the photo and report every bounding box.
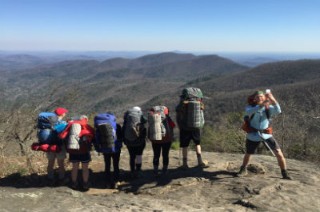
[94,113,119,153]
[37,112,59,144]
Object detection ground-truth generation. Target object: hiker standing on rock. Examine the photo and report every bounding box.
[238,90,292,180]
[123,106,148,178]
[46,107,69,185]
[176,88,208,169]
[93,112,123,189]
[148,106,176,176]
[60,115,95,191]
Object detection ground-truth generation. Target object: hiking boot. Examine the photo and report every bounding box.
[180,164,189,170]
[47,178,56,187]
[153,166,159,176]
[198,160,209,168]
[162,166,168,175]
[82,181,90,191]
[237,166,248,177]
[58,177,69,186]
[281,170,292,180]
[70,181,78,190]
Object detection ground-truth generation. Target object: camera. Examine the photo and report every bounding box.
[265,89,271,94]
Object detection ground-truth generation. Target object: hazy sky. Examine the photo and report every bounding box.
[1,0,320,52]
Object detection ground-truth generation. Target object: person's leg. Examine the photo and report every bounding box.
[103,153,112,181]
[47,156,55,180]
[127,147,136,173]
[82,162,89,185]
[71,162,80,187]
[267,137,292,180]
[56,146,67,181]
[180,129,191,168]
[238,139,259,176]
[112,152,121,182]
[152,143,161,174]
[162,142,172,174]
[192,129,208,167]
[182,147,188,168]
[57,158,65,180]
[135,143,146,172]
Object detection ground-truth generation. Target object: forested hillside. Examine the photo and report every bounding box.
[0,52,319,163]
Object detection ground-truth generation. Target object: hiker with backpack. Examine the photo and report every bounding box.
[59,115,95,190]
[176,88,208,169]
[45,107,69,185]
[238,90,292,180]
[148,106,176,176]
[123,106,147,178]
[94,113,123,189]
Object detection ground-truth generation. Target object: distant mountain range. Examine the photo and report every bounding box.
[1,51,320,162]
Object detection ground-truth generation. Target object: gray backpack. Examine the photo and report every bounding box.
[124,108,143,142]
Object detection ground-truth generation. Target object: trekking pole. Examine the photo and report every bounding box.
[257,131,276,157]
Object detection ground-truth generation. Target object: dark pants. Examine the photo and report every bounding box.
[152,142,172,168]
[127,143,146,172]
[103,152,121,182]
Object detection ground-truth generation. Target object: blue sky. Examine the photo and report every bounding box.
[1,0,320,52]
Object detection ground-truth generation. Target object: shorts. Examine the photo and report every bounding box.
[179,129,201,148]
[246,137,280,154]
[69,152,91,163]
[46,145,67,160]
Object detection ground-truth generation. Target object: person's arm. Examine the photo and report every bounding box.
[266,93,281,115]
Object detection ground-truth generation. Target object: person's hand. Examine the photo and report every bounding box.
[265,93,278,104]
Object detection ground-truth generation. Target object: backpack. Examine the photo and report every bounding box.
[148,106,167,141]
[94,113,117,153]
[59,118,95,153]
[123,108,145,146]
[148,106,175,143]
[37,112,59,144]
[177,87,205,130]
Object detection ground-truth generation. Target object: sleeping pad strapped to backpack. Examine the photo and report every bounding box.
[148,106,167,141]
[58,117,95,153]
[32,112,66,153]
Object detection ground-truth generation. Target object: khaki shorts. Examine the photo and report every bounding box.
[47,145,67,160]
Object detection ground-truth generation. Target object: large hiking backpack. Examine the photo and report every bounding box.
[148,106,167,141]
[178,87,205,130]
[37,112,59,144]
[94,113,117,152]
[123,108,144,145]
[58,118,95,152]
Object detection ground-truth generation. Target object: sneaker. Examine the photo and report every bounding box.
[281,170,292,180]
[198,160,209,168]
[237,166,248,177]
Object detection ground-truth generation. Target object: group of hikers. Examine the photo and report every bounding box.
[32,87,291,191]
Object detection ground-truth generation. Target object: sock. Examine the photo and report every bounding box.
[197,153,203,164]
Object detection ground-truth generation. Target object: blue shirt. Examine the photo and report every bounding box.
[246,103,281,141]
